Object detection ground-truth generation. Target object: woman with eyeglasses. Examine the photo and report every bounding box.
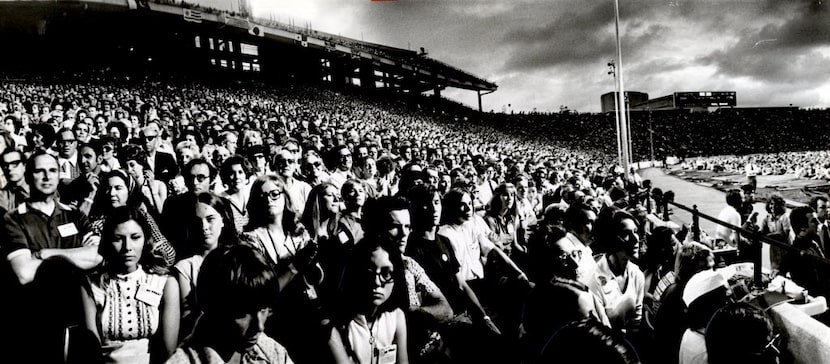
[88,169,176,267]
[80,206,180,364]
[328,238,409,364]
[243,176,316,287]
[243,175,327,363]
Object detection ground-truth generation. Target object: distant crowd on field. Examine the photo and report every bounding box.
[0,73,823,364]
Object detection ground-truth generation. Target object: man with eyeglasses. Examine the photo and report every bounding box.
[141,122,178,183]
[273,150,311,215]
[55,128,81,182]
[162,158,217,257]
[0,149,29,212]
[327,145,354,190]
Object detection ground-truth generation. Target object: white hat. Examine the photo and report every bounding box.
[683,270,729,306]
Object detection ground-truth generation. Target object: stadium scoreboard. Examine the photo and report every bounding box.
[674,91,736,108]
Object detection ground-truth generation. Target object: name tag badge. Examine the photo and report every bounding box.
[135,284,163,306]
[376,344,397,364]
[337,231,350,245]
[57,223,79,238]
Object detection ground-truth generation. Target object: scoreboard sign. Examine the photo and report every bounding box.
[674,91,736,108]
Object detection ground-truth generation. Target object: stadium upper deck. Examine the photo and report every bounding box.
[0,0,497,107]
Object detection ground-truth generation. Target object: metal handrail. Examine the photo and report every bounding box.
[651,189,830,289]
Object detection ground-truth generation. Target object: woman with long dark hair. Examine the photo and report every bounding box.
[81,206,179,364]
[172,193,239,340]
[328,238,409,364]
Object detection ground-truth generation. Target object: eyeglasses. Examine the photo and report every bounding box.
[368,267,395,285]
[142,135,158,142]
[192,174,210,183]
[559,249,583,262]
[263,190,285,201]
[254,154,265,159]
[0,160,22,169]
[57,139,76,144]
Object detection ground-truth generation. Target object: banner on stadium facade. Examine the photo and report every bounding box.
[183,9,203,23]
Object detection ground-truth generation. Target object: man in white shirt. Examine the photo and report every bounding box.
[273,150,311,215]
[715,189,744,248]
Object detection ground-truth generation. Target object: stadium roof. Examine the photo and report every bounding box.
[2,0,496,92]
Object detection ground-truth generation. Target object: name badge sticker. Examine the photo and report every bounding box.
[135,284,163,306]
[337,231,350,245]
[57,223,79,238]
[376,344,397,364]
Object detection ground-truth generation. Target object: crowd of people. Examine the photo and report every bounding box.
[0,73,822,364]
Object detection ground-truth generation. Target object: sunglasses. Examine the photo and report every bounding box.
[142,135,158,142]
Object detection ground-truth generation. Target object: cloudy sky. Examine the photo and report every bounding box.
[243,0,829,113]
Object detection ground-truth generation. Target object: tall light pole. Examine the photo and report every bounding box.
[648,108,655,164]
[608,61,622,165]
[613,0,631,177]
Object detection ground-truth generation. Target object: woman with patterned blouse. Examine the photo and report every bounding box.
[81,206,180,364]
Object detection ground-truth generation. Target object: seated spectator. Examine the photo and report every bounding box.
[81,206,179,363]
[679,270,734,364]
[166,244,293,364]
[173,193,239,341]
[327,238,409,364]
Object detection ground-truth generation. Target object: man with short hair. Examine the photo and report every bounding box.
[327,145,354,190]
[0,151,102,364]
[715,189,743,248]
[781,206,828,297]
[809,196,830,254]
[162,158,216,257]
[1,152,101,285]
[0,149,29,212]
[55,128,81,182]
[273,150,311,214]
[563,202,599,286]
[141,122,178,182]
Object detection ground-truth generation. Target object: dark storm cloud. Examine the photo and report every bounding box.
[697,0,830,83]
[499,2,675,72]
